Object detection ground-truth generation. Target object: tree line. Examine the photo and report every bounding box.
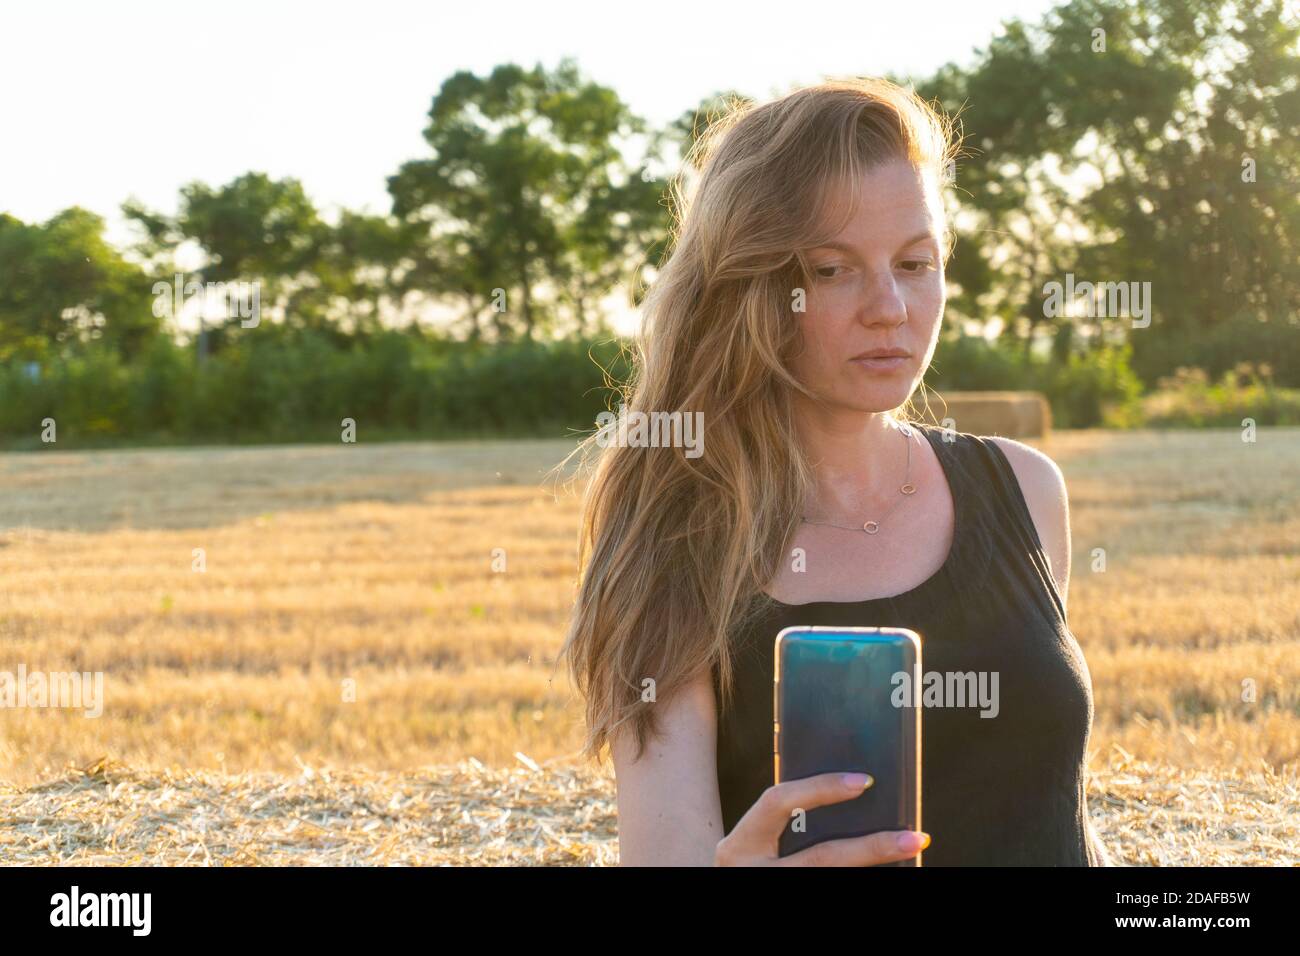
[1,0,1296,444]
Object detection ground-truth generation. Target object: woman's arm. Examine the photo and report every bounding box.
[612,670,931,866]
[611,670,724,866]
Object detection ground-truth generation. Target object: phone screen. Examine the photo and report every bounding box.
[774,626,921,862]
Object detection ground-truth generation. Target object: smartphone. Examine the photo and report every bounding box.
[773,625,922,865]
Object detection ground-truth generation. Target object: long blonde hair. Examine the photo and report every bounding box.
[557,76,962,765]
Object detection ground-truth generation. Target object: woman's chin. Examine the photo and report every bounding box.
[796,379,918,415]
[847,383,916,413]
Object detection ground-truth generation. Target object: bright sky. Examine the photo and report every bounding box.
[0,0,1059,333]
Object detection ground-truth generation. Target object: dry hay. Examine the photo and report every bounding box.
[0,755,617,866]
[2,749,1295,866]
[1091,747,1299,867]
[916,390,1053,438]
[2,429,1297,864]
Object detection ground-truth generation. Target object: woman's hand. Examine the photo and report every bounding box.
[713,772,929,866]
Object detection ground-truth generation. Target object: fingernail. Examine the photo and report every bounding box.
[898,830,930,853]
[842,773,873,790]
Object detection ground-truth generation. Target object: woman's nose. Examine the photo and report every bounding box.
[856,275,907,327]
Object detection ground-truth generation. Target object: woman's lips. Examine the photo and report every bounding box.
[850,355,909,371]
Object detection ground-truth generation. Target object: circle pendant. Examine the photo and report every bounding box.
[863,521,880,534]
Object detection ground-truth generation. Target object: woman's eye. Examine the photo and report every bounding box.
[815,265,844,279]
[899,259,935,274]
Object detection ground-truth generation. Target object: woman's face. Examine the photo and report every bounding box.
[789,158,947,415]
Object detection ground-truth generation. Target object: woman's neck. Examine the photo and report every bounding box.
[793,405,913,520]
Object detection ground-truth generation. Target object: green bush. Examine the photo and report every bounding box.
[6,324,1287,447]
[0,330,634,447]
[1037,344,1144,428]
[1129,314,1300,389]
[1108,362,1300,427]
[927,334,1142,427]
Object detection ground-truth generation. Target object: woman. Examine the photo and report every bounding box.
[558,77,1111,866]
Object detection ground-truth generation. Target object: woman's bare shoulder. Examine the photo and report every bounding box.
[985,435,1071,601]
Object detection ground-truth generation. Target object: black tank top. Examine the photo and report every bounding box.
[713,421,1105,865]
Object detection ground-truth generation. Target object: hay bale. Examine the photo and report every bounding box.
[916,391,1052,438]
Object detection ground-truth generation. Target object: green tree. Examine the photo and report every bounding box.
[124,173,334,349]
[920,0,1300,381]
[0,208,157,361]
[388,58,668,340]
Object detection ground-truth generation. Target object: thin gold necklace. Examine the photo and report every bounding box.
[800,423,918,535]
